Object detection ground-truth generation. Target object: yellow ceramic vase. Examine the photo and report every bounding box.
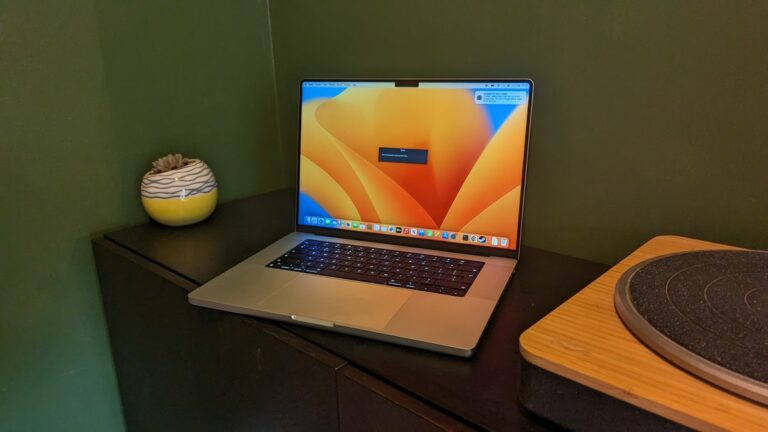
[140,159,218,226]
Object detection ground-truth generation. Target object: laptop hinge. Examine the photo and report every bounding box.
[484,256,518,265]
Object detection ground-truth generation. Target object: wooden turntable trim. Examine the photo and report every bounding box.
[519,236,768,431]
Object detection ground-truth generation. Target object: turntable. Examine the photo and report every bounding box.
[519,236,767,431]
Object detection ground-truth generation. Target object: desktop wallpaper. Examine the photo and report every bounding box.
[298,82,530,249]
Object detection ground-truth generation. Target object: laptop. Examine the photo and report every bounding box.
[189,78,534,357]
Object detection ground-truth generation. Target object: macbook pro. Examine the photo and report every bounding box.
[189,79,534,356]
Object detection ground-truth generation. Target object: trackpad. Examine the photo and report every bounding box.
[259,276,411,330]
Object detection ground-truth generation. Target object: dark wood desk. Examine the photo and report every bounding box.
[94,189,608,431]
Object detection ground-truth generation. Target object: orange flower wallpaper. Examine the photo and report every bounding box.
[298,82,530,249]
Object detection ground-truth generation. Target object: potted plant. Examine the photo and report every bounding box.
[140,153,218,226]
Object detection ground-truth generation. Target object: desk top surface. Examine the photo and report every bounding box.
[106,188,609,431]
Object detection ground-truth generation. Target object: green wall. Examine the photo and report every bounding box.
[2,0,767,430]
[0,1,282,430]
[270,0,768,263]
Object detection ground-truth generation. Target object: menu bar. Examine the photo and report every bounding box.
[302,81,395,88]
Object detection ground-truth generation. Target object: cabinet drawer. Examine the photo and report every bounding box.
[338,366,473,431]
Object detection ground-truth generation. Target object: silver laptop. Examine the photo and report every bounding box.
[189,79,534,357]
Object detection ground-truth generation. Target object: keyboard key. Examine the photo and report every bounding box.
[320,269,387,284]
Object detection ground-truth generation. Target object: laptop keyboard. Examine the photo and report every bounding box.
[266,239,484,297]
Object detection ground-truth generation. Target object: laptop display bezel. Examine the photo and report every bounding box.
[294,78,533,259]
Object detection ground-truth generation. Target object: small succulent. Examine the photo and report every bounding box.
[150,153,190,174]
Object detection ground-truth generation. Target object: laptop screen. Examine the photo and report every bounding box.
[296,79,532,252]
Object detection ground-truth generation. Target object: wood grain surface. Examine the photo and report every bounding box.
[520,235,767,431]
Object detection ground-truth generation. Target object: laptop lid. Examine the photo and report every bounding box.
[295,79,533,259]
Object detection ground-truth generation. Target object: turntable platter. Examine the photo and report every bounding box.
[615,250,768,405]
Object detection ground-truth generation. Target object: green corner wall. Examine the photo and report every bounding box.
[1,1,282,430]
[2,0,767,430]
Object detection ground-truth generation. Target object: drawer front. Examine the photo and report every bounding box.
[338,366,474,431]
